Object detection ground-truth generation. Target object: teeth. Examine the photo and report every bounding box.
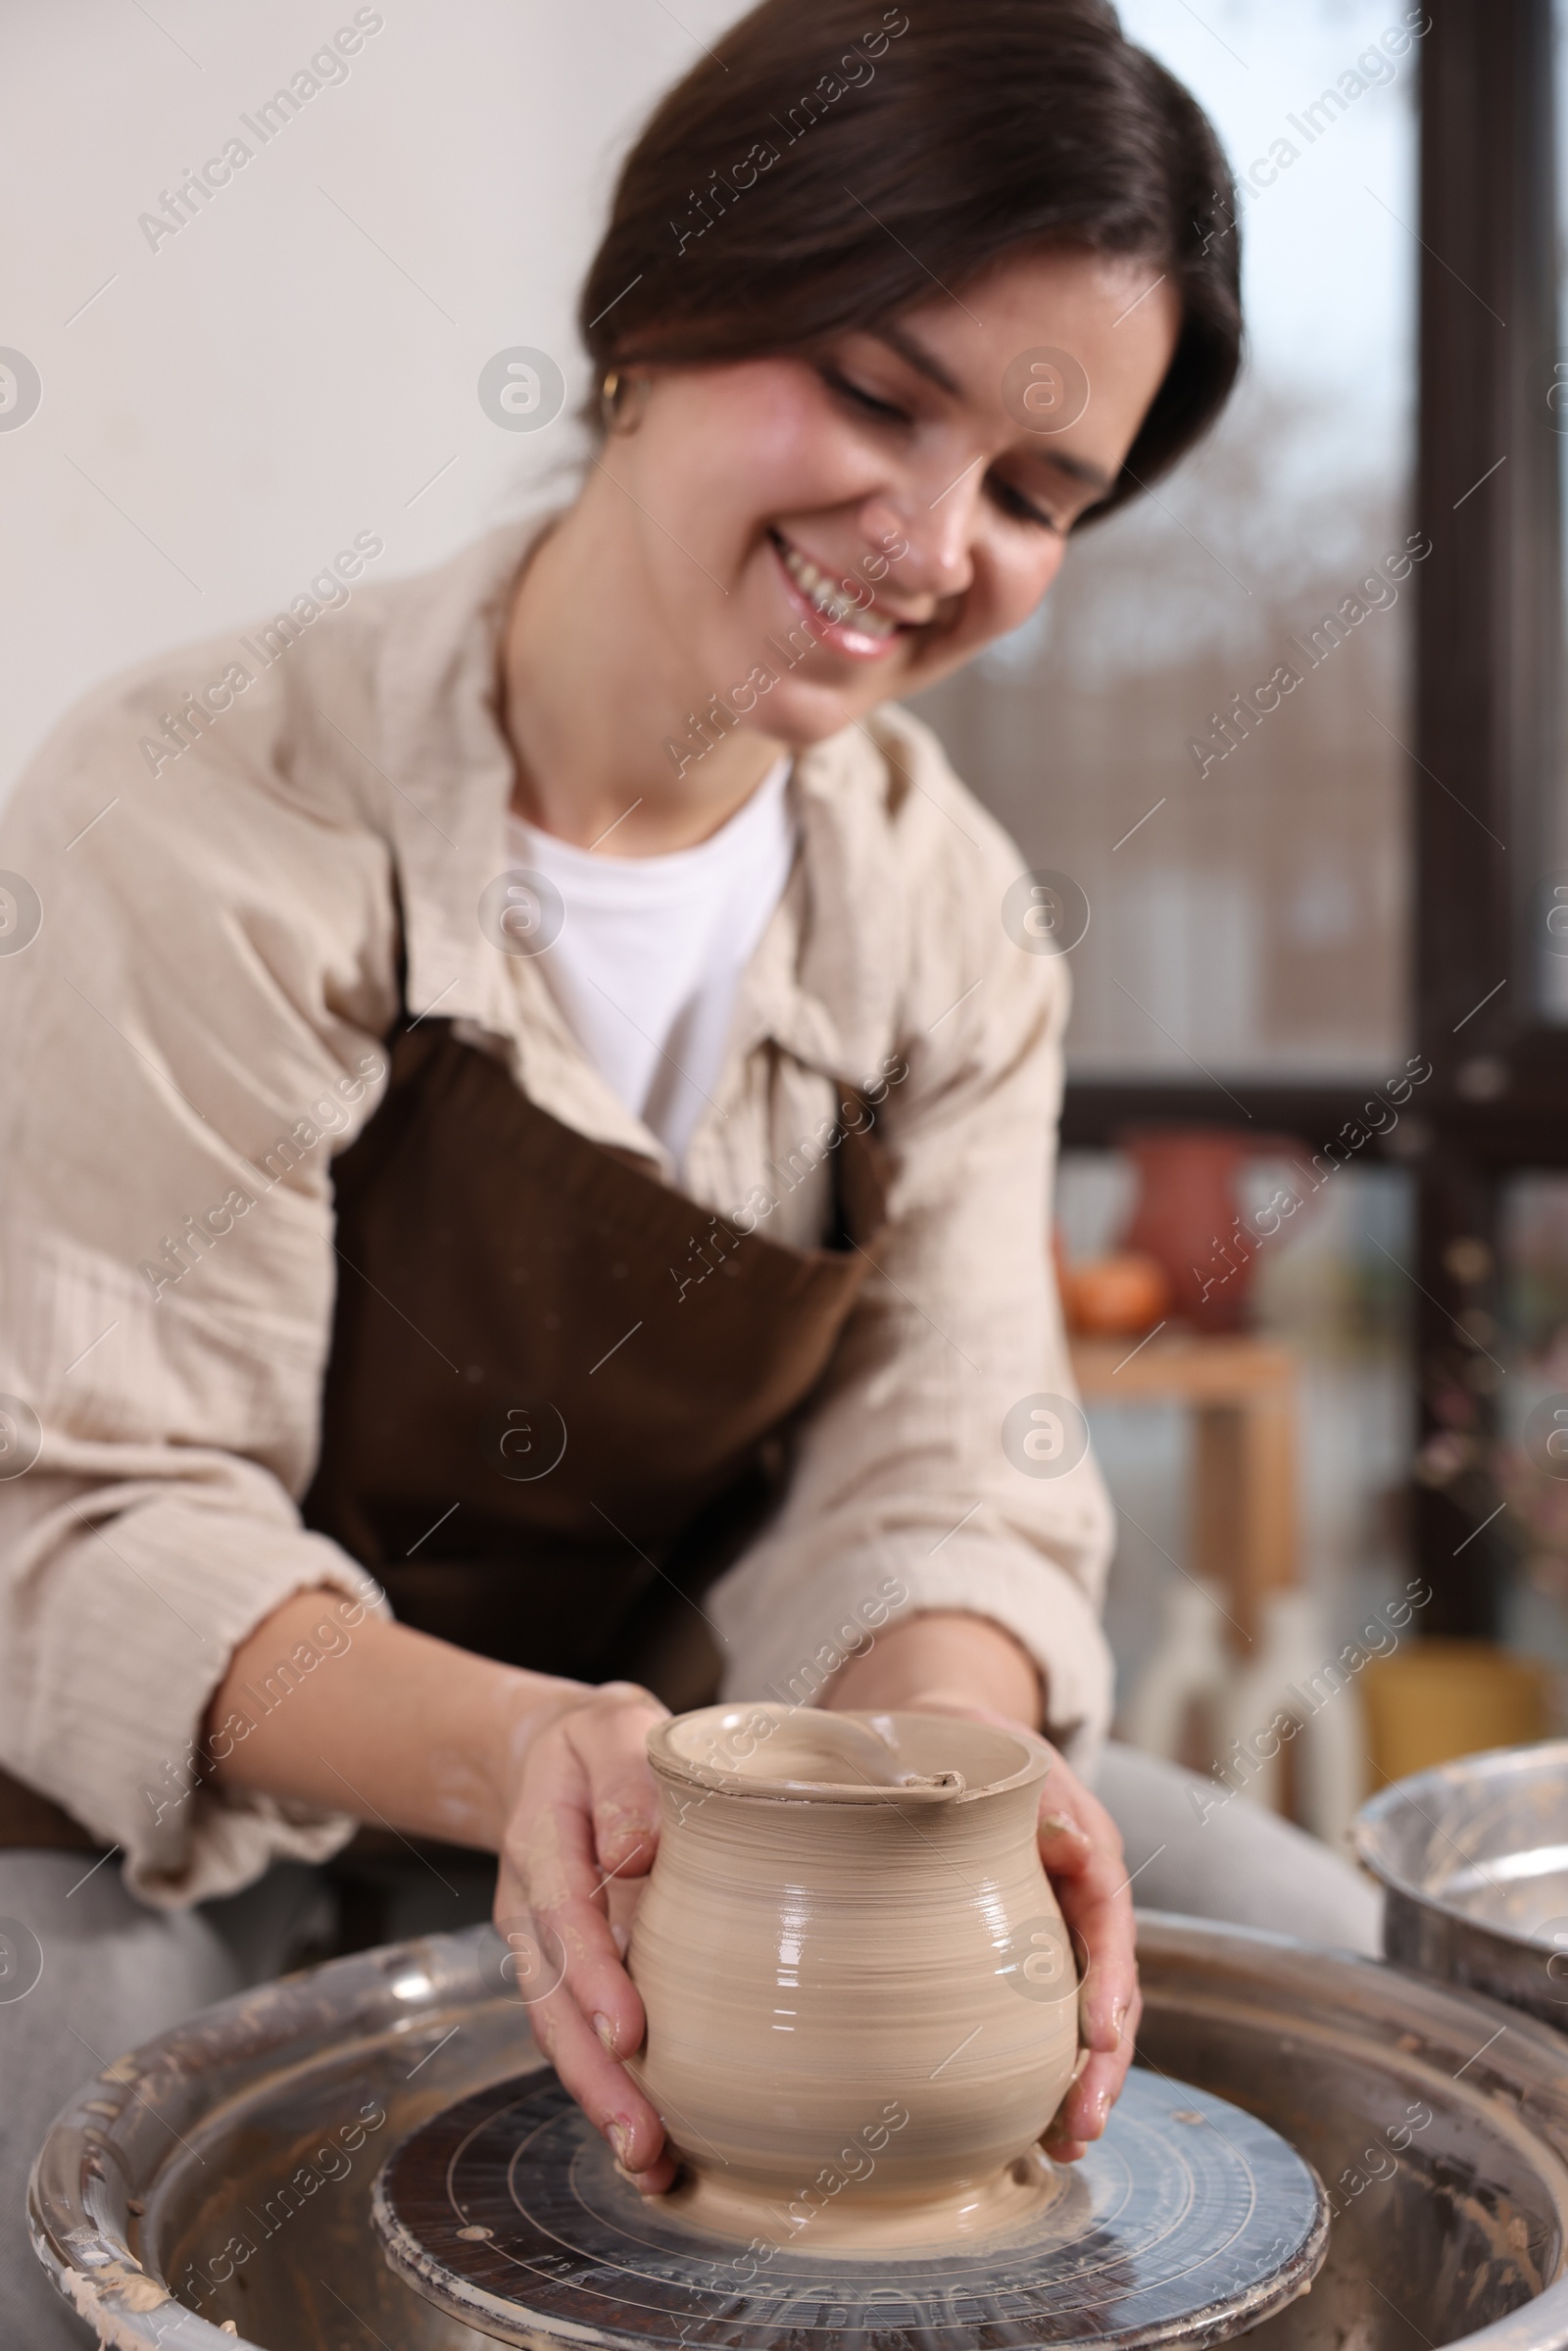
[778,535,898,637]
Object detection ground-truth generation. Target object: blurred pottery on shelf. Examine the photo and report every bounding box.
[1059,1250,1171,1339]
[627,1705,1079,2249]
[1118,1126,1309,1333]
[1118,1584,1364,1840]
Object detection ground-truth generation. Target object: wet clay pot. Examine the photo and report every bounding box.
[627,1705,1079,2250]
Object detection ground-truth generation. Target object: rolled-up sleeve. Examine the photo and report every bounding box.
[710,746,1115,1764]
[0,651,398,1906]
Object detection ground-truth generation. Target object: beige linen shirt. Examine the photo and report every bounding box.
[0,517,1113,1908]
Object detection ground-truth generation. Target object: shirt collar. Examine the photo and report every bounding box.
[372,513,907,1103]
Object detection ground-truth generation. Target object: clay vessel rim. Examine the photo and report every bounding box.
[645,1708,1050,1807]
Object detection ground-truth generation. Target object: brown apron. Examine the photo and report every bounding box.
[301,1018,888,1706]
[0,1018,887,1849]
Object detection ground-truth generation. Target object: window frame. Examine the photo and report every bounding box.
[1060,0,1568,1629]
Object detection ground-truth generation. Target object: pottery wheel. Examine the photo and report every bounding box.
[372,2066,1328,2349]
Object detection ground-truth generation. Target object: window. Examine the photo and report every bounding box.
[918,0,1568,1673]
[916,0,1420,1078]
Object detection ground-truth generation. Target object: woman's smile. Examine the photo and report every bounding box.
[768,526,906,661]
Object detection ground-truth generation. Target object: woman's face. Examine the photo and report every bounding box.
[606,244,1183,749]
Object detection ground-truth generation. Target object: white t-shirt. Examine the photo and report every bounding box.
[506,757,797,1168]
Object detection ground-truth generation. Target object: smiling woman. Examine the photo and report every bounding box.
[508,238,1191,854]
[0,3,1274,2338]
[495,0,1238,857]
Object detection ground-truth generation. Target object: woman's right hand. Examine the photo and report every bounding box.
[204,1594,677,2184]
[492,1679,677,2192]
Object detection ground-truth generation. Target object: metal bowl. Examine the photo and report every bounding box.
[1353,1739,1568,2029]
[28,1914,1568,2349]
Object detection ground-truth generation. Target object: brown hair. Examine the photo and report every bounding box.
[577,0,1242,521]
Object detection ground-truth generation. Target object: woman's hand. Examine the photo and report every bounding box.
[1024,1751,1141,2161]
[205,1594,677,2187]
[824,1609,1140,2162]
[492,1680,677,2192]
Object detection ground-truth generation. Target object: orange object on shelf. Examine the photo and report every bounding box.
[1059,1251,1171,1338]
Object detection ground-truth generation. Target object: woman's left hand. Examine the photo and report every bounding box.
[1025,1747,1141,2160]
[825,1610,1140,2163]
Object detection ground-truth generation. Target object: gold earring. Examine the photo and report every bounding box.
[601,367,646,435]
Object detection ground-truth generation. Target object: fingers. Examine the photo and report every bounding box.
[1037,1768,1137,2040]
[508,1688,665,2063]
[582,1682,668,1877]
[566,1690,667,2053]
[1040,2046,1092,2163]
[605,1872,644,1956]
[497,1686,675,2188]
[1045,2003,1142,2157]
[526,1966,677,2190]
[1034,1749,1140,2158]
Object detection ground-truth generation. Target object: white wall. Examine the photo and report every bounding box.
[0,0,738,798]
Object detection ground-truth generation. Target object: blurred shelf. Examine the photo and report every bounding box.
[1070,1330,1296,1405]
[1070,1330,1298,1655]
